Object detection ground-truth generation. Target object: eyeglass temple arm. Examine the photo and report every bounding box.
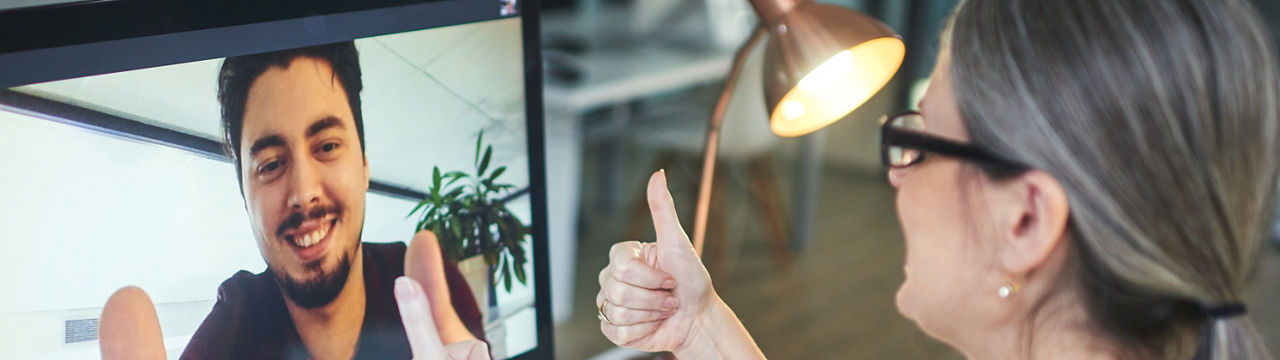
[881,127,1013,166]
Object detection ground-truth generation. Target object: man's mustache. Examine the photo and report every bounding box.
[276,205,339,237]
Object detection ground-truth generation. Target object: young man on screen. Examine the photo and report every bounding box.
[98,42,491,360]
[190,41,488,359]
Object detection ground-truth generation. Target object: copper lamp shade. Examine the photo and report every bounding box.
[690,0,904,253]
[759,1,905,137]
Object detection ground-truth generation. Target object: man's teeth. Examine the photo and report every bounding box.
[293,225,329,248]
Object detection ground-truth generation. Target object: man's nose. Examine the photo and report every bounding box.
[287,158,322,210]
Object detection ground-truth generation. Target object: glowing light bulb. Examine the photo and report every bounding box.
[780,100,805,120]
[770,38,905,137]
[796,50,853,93]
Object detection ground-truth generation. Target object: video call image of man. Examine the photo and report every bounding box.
[97,41,494,360]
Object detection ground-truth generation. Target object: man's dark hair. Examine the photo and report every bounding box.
[217,41,365,185]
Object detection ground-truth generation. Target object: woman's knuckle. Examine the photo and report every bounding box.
[609,306,627,323]
[601,324,620,343]
[612,287,629,304]
[609,242,630,256]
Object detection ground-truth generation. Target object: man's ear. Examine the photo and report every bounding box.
[363,154,371,191]
[995,170,1070,274]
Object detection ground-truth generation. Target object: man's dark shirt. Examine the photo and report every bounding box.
[181,242,483,359]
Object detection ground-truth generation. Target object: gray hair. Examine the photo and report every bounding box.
[947,0,1279,358]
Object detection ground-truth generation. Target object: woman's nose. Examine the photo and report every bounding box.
[887,167,905,188]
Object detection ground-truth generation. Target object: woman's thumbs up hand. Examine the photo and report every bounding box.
[597,170,717,353]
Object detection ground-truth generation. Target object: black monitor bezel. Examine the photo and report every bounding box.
[0,0,554,358]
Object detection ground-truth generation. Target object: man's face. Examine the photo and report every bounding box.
[238,57,369,308]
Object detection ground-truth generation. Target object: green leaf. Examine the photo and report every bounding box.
[494,254,506,282]
[443,188,464,202]
[474,130,485,166]
[432,166,441,191]
[423,207,438,225]
[448,219,464,260]
[502,213,526,238]
[485,252,498,266]
[478,146,492,176]
[488,166,506,182]
[502,260,513,292]
[406,199,430,218]
[514,259,527,285]
[444,171,468,187]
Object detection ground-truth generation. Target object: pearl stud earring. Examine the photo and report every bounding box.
[999,276,1022,298]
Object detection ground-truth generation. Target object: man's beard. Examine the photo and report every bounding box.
[272,245,358,309]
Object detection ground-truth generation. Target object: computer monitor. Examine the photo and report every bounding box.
[0,0,551,358]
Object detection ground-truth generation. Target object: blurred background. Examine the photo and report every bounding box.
[539,0,1280,358]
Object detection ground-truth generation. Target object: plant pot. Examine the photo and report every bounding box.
[457,255,491,322]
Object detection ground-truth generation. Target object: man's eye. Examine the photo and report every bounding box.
[259,160,284,174]
[320,142,339,152]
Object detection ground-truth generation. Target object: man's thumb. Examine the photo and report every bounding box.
[647,170,694,253]
[396,277,449,359]
[100,286,166,360]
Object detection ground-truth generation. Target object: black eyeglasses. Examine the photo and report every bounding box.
[879,110,1027,170]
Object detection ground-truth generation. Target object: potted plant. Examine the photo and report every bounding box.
[408,131,531,321]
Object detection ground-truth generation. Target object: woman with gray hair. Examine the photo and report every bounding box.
[595,0,1278,358]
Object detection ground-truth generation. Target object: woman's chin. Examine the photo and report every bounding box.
[894,282,912,319]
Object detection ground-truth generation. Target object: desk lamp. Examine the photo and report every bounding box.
[691,0,904,253]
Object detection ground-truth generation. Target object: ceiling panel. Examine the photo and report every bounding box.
[15,59,225,139]
[374,22,481,70]
[10,18,530,195]
[422,18,526,110]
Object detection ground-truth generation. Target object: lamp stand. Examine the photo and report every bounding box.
[692,26,767,255]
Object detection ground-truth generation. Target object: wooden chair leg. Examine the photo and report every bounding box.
[749,156,791,269]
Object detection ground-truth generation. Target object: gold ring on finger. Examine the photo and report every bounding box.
[598,298,615,325]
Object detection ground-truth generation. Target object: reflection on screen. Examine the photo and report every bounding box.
[0,17,536,359]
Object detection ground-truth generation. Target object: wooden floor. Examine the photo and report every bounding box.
[554,152,1280,359]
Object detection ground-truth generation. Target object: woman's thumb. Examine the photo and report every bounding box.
[647,170,695,254]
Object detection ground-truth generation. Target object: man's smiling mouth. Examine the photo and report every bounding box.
[278,207,339,251]
[285,217,334,248]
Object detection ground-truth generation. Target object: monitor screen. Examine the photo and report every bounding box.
[0,0,551,358]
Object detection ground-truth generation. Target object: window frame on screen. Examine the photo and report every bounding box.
[0,0,554,358]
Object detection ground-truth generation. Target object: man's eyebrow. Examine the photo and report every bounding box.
[306,115,344,138]
[248,135,285,157]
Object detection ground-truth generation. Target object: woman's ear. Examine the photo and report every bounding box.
[993,170,1070,274]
